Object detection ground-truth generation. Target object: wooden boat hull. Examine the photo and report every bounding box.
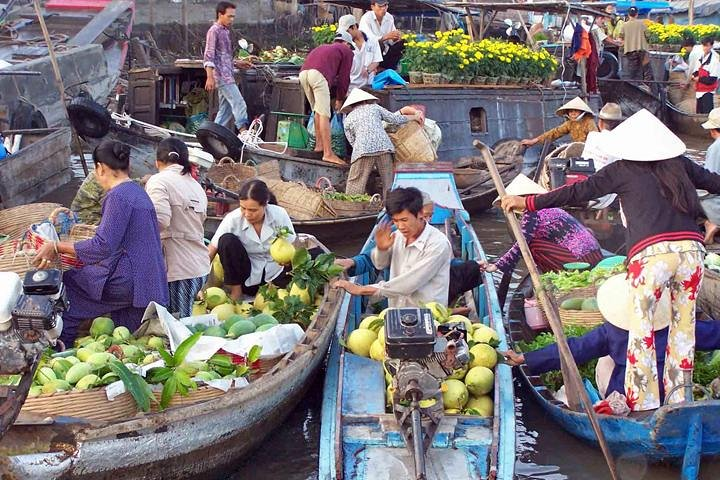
[4,237,341,479]
[319,164,516,480]
[0,128,72,208]
[243,147,349,187]
[667,104,708,140]
[506,282,720,476]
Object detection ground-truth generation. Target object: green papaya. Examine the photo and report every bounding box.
[560,298,585,310]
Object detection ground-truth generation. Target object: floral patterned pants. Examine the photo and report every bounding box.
[624,242,705,411]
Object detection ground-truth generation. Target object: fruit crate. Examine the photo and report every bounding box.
[20,387,138,422]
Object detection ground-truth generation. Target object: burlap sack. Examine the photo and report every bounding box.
[259,176,336,220]
[667,71,695,108]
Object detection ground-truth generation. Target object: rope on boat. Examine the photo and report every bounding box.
[110,112,198,140]
[237,117,288,163]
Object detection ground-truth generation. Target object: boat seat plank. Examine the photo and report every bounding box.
[341,353,385,416]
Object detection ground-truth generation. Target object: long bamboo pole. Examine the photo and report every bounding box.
[474,140,619,480]
[32,0,89,176]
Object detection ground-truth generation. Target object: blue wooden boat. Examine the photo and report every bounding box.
[506,279,720,480]
[319,163,516,480]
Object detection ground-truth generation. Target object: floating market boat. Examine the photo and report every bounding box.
[319,163,516,480]
[1,234,344,479]
[0,127,72,208]
[505,277,720,480]
[0,0,134,127]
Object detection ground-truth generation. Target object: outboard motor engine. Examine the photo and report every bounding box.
[0,269,65,438]
[548,157,596,189]
[384,307,470,480]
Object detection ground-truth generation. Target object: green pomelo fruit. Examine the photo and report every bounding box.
[205,287,228,309]
[369,339,385,361]
[581,298,599,311]
[74,336,94,348]
[192,301,207,316]
[469,343,498,369]
[90,317,114,338]
[472,325,500,347]
[251,313,278,328]
[441,379,469,409]
[36,367,56,385]
[147,336,166,350]
[466,395,494,416]
[255,323,275,333]
[211,303,236,323]
[346,329,377,357]
[447,364,469,381]
[358,315,383,332]
[76,348,93,362]
[465,366,495,396]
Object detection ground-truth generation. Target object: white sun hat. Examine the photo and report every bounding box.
[493,173,547,204]
[596,273,671,331]
[702,107,720,130]
[555,96,595,117]
[603,109,686,161]
[340,88,379,113]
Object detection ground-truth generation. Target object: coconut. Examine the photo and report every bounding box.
[469,343,498,369]
[205,287,228,309]
[466,395,494,416]
[441,379,469,410]
[90,316,114,338]
[346,329,377,357]
[465,366,494,396]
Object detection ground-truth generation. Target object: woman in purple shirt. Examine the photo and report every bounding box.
[34,141,168,346]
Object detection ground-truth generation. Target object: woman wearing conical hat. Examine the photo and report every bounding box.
[341,88,423,198]
[521,96,598,147]
[481,174,603,275]
[502,109,720,412]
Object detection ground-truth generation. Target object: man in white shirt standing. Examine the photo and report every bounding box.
[359,0,404,72]
[338,14,383,89]
[582,102,623,213]
[333,187,452,307]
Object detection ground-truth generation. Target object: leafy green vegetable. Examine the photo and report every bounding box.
[109,360,154,412]
[540,263,626,292]
[146,332,202,410]
[323,192,373,202]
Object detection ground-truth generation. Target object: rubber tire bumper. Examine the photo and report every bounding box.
[196,121,244,160]
[598,51,619,80]
[9,101,47,130]
[67,96,111,138]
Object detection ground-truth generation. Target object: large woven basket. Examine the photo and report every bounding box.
[20,387,138,422]
[0,203,62,241]
[314,177,382,218]
[260,176,335,220]
[387,121,436,164]
[698,268,720,319]
[151,385,227,411]
[206,158,282,192]
[26,208,97,270]
[537,286,603,328]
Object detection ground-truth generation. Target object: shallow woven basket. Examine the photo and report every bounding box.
[25,207,97,270]
[314,177,382,218]
[0,203,62,241]
[537,286,603,328]
[20,387,138,422]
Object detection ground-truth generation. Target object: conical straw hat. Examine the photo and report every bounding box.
[341,88,378,113]
[597,274,671,331]
[555,96,595,117]
[603,109,686,161]
[493,173,547,204]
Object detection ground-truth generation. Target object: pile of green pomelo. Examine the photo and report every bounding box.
[345,302,499,417]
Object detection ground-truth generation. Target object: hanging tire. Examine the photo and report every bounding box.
[196,121,244,160]
[9,101,46,130]
[598,51,619,80]
[67,96,111,138]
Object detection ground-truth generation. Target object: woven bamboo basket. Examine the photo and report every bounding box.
[698,269,720,320]
[0,203,62,241]
[314,177,382,218]
[537,286,603,328]
[387,121,436,164]
[261,176,335,220]
[27,212,97,270]
[0,238,38,276]
[20,387,138,422]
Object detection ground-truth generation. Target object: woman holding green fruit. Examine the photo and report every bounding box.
[208,179,296,301]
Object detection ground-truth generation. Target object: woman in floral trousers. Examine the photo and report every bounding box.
[502,109,720,411]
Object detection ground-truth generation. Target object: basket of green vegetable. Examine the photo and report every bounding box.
[314,177,382,217]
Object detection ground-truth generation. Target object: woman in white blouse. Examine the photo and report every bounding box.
[208,179,296,301]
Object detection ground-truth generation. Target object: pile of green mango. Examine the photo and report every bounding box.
[187,313,280,339]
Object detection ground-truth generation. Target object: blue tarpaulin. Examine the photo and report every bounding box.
[614,0,673,13]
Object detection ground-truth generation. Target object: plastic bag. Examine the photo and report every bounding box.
[306,113,316,150]
[330,113,347,158]
[372,69,408,90]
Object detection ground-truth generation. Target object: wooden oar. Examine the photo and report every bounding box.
[474,140,619,480]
